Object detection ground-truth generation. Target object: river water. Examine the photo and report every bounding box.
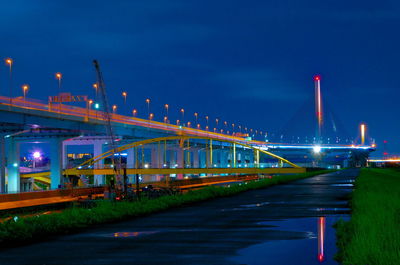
[0,169,357,265]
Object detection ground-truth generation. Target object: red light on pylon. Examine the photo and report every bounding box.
[318,253,324,262]
[314,75,321,81]
[383,140,388,144]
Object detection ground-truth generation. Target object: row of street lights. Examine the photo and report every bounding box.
[106,93,265,137]
[1,59,264,138]
[2,58,65,105]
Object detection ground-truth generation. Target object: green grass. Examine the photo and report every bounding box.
[335,168,400,265]
[0,170,330,246]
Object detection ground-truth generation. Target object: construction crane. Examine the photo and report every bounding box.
[93,60,123,190]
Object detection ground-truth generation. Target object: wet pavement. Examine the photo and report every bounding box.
[0,169,358,265]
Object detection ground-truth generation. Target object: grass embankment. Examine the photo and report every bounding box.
[0,170,330,246]
[335,168,400,265]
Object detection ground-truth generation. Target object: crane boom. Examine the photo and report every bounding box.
[93,60,122,188]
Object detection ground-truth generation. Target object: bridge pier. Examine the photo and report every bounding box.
[93,141,105,185]
[50,138,63,189]
[176,148,184,179]
[220,149,229,168]
[0,136,6,193]
[6,138,20,193]
[192,149,199,168]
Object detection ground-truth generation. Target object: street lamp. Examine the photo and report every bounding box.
[187,121,191,127]
[180,108,184,123]
[55,72,62,91]
[197,124,200,129]
[112,105,117,113]
[205,116,209,126]
[164,104,169,123]
[132,109,137,117]
[146,98,150,118]
[176,119,180,126]
[93,83,98,98]
[32,151,41,168]
[55,72,62,113]
[122,91,127,104]
[194,112,198,124]
[215,118,219,127]
[87,99,93,119]
[149,113,154,121]
[5,58,13,105]
[164,116,168,123]
[21,84,29,105]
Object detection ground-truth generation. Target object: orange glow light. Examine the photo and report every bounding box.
[5,58,13,66]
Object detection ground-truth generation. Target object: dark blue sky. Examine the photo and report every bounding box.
[1,0,399,155]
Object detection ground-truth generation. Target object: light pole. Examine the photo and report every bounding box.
[32,151,41,169]
[5,58,13,105]
[224,121,228,134]
[215,118,219,127]
[132,109,137,117]
[55,72,62,113]
[232,123,235,135]
[194,112,198,124]
[112,104,117,114]
[205,116,209,126]
[122,92,127,114]
[122,91,127,104]
[93,83,98,98]
[176,119,180,126]
[180,108,184,125]
[22,84,29,106]
[149,113,154,121]
[146,98,150,119]
[164,104,169,123]
[87,99,93,120]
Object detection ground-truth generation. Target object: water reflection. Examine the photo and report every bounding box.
[112,231,158,237]
[318,217,326,262]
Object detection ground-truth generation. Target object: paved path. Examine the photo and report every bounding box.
[0,169,358,265]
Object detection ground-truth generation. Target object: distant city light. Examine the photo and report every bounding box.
[33,151,41,159]
[313,145,322,153]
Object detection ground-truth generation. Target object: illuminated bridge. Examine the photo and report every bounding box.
[0,95,375,193]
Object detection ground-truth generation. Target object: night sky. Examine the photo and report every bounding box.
[1,0,399,156]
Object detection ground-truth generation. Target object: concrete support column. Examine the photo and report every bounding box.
[220,149,228,168]
[237,152,242,167]
[0,136,6,193]
[7,138,20,193]
[151,147,160,168]
[62,143,68,169]
[176,148,184,179]
[93,141,104,185]
[199,150,207,169]
[126,148,134,168]
[192,149,199,168]
[169,149,176,167]
[50,138,63,189]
